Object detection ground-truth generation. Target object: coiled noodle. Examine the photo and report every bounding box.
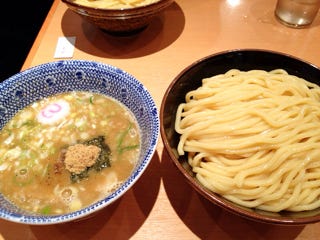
[175,69,320,212]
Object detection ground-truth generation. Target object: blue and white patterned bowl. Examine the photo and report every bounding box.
[0,60,159,225]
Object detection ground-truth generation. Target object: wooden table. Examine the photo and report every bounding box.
[1,0,320,239]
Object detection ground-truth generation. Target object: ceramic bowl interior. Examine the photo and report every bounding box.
[160,49,320,225]
[0,60,159,225]
[62,0,174,35]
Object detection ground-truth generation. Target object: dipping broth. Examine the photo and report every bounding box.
[0,91,140,215]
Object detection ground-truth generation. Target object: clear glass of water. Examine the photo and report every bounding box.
[275,0,320,28]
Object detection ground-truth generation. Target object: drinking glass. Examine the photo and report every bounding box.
[275,0,320,28]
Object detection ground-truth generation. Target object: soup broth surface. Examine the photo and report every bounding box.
[0,91,140,215]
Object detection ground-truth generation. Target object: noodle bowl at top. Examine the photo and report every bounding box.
[175,69,320,213]
[71,0,161,9]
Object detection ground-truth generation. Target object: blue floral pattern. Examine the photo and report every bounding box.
[0,60,159,224]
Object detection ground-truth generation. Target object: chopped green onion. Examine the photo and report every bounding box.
[21,120,36,128]
[118,144,139,154]
[116,122,139,154]
[89,96,94,104]
[40,205,51,215]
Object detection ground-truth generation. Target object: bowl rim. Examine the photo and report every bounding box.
[62,0,174,16]
[160,48,320,225]
[0,59,160,225]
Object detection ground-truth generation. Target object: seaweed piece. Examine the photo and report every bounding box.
[70,170,90,183]
[70,136,111,183]
[84,136,111,171]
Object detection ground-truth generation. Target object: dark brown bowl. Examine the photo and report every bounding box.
[62,0,174,35]
[160,49,320,225]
